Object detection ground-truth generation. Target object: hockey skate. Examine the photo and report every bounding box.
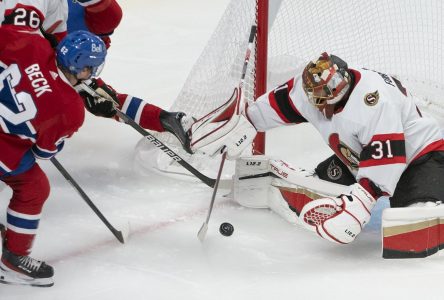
[0,225,54,287]
[160,111,193,154]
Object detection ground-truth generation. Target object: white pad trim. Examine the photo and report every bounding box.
[382,201,444,223]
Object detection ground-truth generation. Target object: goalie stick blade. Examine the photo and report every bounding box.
[197,152,227,242]
[197,222,209,242]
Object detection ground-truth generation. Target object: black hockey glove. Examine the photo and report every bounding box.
[78,79,119,118]
[159,111,193,154]
[315,154,356,185]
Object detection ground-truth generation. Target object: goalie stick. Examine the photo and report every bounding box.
[196,25,257,241]
[50,157,125,243]
[197,152,227,241]
[76,81,220,188]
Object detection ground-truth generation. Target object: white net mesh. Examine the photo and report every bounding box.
[136,0,444,178]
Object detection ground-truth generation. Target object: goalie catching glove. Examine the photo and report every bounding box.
[77,78,119,118]
[299,183,376,244]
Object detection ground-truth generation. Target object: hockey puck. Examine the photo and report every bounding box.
[219,222,234,236]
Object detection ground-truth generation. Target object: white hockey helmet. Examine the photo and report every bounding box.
[302,52,350,107]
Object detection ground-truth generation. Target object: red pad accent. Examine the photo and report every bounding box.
[383,222,444,258]
[212,89,239,122]
[279,188,315,216]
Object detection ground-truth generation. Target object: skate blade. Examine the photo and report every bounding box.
[0,265,54,287]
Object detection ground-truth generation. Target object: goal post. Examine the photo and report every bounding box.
[135,0,444,177]
[252,0,269,155]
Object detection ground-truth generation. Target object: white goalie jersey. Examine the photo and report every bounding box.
[247,66,444,196]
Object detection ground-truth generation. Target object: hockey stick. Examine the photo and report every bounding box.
[50,157,125,244]
[197,152,227,241]
[115,110,218,188]
[190,25,257,138]
[76,82,218,188]
[196,25,257,241]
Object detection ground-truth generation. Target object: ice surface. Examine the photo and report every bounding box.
[1,0,443,299]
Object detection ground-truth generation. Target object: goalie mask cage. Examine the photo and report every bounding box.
[135,0,444,178]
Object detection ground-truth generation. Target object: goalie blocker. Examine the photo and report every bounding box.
[233,156,444,257]
[188,89,257,159]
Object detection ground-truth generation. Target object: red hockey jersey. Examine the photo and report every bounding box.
[0,28,85,176]
[1,0,164,132]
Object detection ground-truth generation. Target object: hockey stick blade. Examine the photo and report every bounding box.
[51,157,125,244]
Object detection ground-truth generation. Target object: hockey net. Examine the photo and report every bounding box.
[135,0,444,179]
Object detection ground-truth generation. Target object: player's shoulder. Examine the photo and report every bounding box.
[348,67,395,109]
[53,75,85,120]
[2,0,62,15]
[0,28,52,56]
[35,69,85,130]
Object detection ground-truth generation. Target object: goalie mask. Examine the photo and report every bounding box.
[302,52,350,107]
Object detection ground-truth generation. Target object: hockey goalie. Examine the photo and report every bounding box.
[189,52,444,257]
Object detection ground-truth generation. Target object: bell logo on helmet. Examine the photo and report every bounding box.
[91,43,103,53]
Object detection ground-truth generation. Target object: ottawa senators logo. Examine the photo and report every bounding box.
[329,133,360,170]
[338,145,360,170]
[364,90,379,106]
[327,160,342,181]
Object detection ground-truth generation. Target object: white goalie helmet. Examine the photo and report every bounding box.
[302,52,351,107]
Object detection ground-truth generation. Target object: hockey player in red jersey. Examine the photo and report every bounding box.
[0,0,192,153]
[0,28,107,287]
[190,52,444,245]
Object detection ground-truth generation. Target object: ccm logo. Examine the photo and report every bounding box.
[236,135,247,147]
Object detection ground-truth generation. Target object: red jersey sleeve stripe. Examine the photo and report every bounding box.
[268,79,306,124]
[369,133,405,142]
[269,91,290,123]
[359,156,406,167]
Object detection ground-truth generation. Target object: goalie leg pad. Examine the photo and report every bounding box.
[232,156,349,225]
[268,159,349,196]
[382,201,444,258]
[233,156,271,208]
